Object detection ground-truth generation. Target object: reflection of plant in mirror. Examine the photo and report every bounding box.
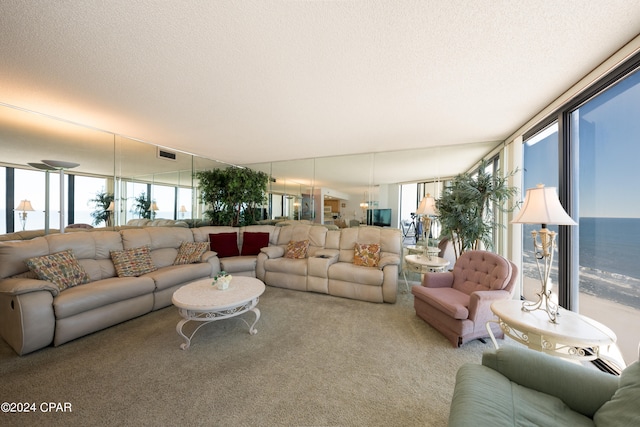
[197,167,269,226]
[436,159,518,259]
[89,190,114,226]
[132,192,152,219]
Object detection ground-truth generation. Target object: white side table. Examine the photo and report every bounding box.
[487,299,617,361]
[402,254,450,290]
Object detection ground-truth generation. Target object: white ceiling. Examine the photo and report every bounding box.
[1,1,640,188]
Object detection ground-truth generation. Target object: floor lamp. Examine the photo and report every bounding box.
[28,162,57,234]
[511,184,577,323]
[42,160,80,234]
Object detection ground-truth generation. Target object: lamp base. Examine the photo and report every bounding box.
[522,288,559,323]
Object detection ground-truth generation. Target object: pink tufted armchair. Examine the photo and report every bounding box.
[411,250,517,347]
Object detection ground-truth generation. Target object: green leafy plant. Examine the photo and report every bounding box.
[89,190,114,226]
[132,192,152,219]
[196,167,269,226]
[436,159,518,259]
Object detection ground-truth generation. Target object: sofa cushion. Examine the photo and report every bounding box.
[594,361,640,426]
[449,363,594,427]
[220,256,259,274]
[412,286,470,319]
[241,232,269,256]
[110,245,157,277]
[173,241,209,265]
[53,276,156,319]
[328,262,383,286]
[25,249,90,291]
[209,232,240,258]
[285,240,309,259]
[144,263,212,292]
[353,243,380,267]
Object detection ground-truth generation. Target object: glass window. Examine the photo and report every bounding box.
[522,124,560,302]
[74,176,109,226]
[151,184,176,220]
[571,69,640,365]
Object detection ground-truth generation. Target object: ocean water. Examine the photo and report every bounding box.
[522,217,640,310]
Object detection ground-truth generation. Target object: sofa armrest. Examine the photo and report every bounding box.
[261,246,285,259]
[482,346,620,418]
[378,254,400,269]
[0,278,60,297]
[421,271,454,288]
[200,250,217,262]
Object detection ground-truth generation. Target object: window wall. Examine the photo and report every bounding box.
[522,57,640,365]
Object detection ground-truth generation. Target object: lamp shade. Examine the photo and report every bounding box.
[511,184,577,226]
[179,205,187,213]
[16,200,35,211]
[106,201,115,211]
[416,194,437,216]
[150,202,159,211]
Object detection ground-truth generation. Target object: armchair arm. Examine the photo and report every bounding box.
[0,278,60,297]
[467,289,510,322]
[378,254,400,269]
[421,271,454,288]
[260,245,285,259]
[483,346,619,418]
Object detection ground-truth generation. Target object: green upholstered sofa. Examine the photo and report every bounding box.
[449,345,639,426]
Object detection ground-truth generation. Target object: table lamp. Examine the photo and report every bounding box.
[511,184,577,323]
[15,199,35,230]
[416,194,437,243]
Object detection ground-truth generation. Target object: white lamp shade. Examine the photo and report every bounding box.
[16,199,35,211]
[150,202,159,211]
[416,194,437,216]
[106,201,115,211]
[511,184,577,225]
[179,205,187,213]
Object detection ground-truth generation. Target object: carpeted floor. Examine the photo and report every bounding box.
[0,283,495,427]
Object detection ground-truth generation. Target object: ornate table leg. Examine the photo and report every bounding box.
[176,318,192,350]
[248,307,261,335]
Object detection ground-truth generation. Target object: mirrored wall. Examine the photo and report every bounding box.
[0,103,227,233]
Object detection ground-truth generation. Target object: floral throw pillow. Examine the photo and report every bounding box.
[110,245,157,277]
[353,243,381,267]
[173,241,210,265]
[25,249,90,291]
[285,240,310,259]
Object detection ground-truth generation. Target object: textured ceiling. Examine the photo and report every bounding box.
[1,1,640,187]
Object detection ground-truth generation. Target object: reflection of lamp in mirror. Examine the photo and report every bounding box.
[15,200,35,231]
[106,201,115,227]
[28,162,57,235]
[511,184,577,323]
[416,194,437,242]
[179,205,187,218]
[150,201,159,219]
[41,160,80,234]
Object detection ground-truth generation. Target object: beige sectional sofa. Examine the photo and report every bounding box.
[0,223,401,355]
[0,227,217,355]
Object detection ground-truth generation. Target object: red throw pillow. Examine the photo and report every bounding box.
[209,232,239,258]
[241,232,270,256]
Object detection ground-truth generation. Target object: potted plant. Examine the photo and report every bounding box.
[435,159,518,259]
[132,192,152,219]
[197,167,269,226]
[89,190,114,226]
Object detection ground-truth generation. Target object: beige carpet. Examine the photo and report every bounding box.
[0,283,495,427]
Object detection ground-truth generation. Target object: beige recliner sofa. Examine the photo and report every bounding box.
[258,224,401,303]
[0,227,217,355]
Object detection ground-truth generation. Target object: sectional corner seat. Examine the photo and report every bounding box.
[0,223,402,355]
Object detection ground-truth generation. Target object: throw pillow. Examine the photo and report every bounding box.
[285,240,309,259]
[110,245,157,277]
[173,241,209,265]
[209,232,240,258]
[25,249,90,291]
[353,243,381,267]
[593,361,640,426]
[241,232,270,256]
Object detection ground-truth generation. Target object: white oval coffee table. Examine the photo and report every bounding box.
[172,276,265,350]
